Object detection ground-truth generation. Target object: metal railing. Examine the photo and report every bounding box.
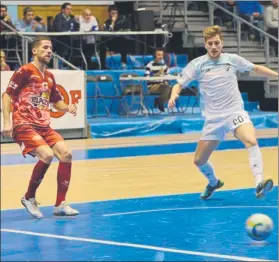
[151,0,277,66]
[0,20,79,70]
[207,1,278,66]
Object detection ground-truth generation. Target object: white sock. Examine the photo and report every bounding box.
[198,161,218,187]
[248,145,263,186]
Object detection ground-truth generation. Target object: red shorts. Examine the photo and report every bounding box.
[13,125,64,157]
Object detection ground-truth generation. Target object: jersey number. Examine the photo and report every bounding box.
[232,116,244,126]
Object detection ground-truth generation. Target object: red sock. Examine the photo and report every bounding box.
[55,162,72,207]
[25,160,50,199]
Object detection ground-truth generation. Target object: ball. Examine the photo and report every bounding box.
[246,214,274,241]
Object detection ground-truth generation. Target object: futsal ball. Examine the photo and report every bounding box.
[246,214,274,241]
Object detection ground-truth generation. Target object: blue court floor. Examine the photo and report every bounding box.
[1,187,278,261]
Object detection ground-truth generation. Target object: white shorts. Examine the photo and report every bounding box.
[201,111,252,141]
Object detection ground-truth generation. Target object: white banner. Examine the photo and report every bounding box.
[1,70,86,131]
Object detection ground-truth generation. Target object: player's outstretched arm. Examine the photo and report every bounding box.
[54,101,77,116]
[168,83,182,109]
[2,93,12,137]
[253,65,278,78]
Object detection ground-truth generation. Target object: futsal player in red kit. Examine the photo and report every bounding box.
[2,36,79,218]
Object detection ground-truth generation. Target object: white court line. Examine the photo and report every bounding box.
[103,206,278,217]
[1,187,278,211]
[1,228,272,262]
[0,186,266,211]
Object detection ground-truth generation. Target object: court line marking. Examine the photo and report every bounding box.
[2,187,277,211]
[0,228,272,262]
[103,206,278,217]
[1,141,277,165]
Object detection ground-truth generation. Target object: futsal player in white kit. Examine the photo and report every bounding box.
[168,25,278,200]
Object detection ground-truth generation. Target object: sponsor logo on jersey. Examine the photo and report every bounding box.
[8,81,18,90]
[30,91,50,109]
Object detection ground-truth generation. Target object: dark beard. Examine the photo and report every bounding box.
[38,56,51,65]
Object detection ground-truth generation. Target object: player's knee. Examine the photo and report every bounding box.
[194,156,206,166]
[42,151,54,163]
[60,149,72,162]
[244,138,258,148]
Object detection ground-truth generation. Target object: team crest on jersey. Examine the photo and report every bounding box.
[225,63,231,71]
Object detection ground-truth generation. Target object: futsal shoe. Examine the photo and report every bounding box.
[21,196,44,219]
[53,201,79,216]
[200,180,224,200]
[256,179,273,199]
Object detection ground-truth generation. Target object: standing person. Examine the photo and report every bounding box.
[78,8,99,69]
[168,25,277,200]
[52,2,79,59]
[2,36,79,218]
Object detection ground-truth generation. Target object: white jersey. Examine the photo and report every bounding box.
[177,53,255,119]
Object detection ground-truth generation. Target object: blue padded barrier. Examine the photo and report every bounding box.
[88,113,278,138]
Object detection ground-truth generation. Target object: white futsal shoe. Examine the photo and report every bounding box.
[256,179,273,199]
[53,201,79,216]
[21,196,44,219]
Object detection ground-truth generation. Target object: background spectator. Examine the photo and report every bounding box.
[264,0,278,55]
[15,7,45,32]
[0,4,15,50]
[214,1,235,28]
[0,49,11,71]
[0,4,14,32]
[52,2,79,59]
[144,48,172,112]
[100,5,133,69]
[78,8,99,69]
[52,2,79,32]
[236,1,264,40]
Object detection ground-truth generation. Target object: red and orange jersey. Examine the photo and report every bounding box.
[5,63,62,128]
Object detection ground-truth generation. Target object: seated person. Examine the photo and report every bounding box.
[77,8,99,69]
[264,0,278,55]
[100,5,132,69]
[15,7,45,32]
[145,48,172,112]
[214,1,235,28]
[0,49,11,71]
[236,1,264,40]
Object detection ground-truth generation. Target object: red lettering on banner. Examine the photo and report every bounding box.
[70,90,82,104]
[50,85,81,118]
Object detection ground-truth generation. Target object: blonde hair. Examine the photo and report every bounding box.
[203,25,223,42]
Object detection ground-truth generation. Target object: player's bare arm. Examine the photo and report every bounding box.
[253,65,278,78]
[2,92,12,137]
[168,83,182,108]
[54,101,77,116]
